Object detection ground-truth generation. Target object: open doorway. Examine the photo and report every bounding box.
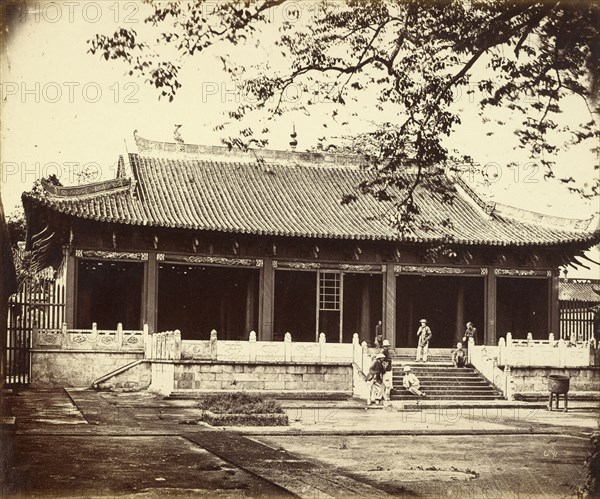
[157,264,259,340]
[396,275,484,348]
[342,273,383,344]
[76,260,143,329]
[497,277,548,339]
[273,270,317,342]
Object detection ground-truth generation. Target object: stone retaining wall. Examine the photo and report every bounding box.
[31,351,144,388]
[150,361,353,396]
[510,366,600,397]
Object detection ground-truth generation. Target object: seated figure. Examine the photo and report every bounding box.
[402,365,426,397]
[452,342,467,368]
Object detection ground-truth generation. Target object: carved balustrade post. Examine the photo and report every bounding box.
[210,329,218,361]
[284,332,292,362]
[249,331,257,362]
[319,332,326,362]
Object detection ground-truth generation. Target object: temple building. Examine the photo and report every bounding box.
[22,131,600,349]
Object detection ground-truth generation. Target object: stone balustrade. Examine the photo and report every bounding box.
[33,323,148,351]
[147,330,366,365]
[497,332,594,367]
[469,345,513,399]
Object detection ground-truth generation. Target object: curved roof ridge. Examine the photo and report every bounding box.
[133,129,368,169]
[451,173,594,233]
[40,177,131,200]
[492,202,594,232]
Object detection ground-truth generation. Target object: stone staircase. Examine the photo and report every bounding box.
[389,349,505,401]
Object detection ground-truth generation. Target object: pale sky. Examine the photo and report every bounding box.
[1,1,598,277]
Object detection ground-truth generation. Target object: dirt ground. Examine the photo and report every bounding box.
[2,389,597,498]
[256,434,591,498]
[6,434,286,497]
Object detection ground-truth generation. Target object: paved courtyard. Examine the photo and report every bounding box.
[1,389,598,497]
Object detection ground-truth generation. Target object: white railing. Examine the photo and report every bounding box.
[497,332,594,368]
[34,323,148,351]
[147,329,368,365]
[469,345,512,399]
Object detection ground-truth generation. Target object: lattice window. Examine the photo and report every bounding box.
[319,272,340,311]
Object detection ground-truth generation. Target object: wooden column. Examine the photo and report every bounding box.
[339,272,344,343]
[64,248,76,328]
[484,267,496,345]
[407,293,414,348]
[456,282,465,344]
[143,252,158,334]
[383,265,396,348]
[360,276,370,340]
[548,270,559,338]
[259,257,274,341]
[245,273,257,335]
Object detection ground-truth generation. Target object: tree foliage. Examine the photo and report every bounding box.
[89,0,599,234]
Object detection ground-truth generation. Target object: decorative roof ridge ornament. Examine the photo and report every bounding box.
[132,130,368,169]
[492,202,595,232]
[289,124,298,150]
[40,177,131,199]
[451,172,595,233]
[122,135,138,197]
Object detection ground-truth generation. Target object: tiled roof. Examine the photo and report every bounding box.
[559,280,600,302]
[22,135,599,247]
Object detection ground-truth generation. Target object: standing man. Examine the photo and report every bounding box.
[463,322,477,345]
[374,320,383,347]
[381,339,393,401]
[366,353,388,406]
[416,319,432,362]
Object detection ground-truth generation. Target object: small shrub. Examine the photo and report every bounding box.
[201,411,288,426]
[197,392,285,415]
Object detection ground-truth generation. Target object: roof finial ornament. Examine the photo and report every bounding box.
[174,124,184,144]
[289,124,298,150]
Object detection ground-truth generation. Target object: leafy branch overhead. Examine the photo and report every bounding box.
[88,0,599,234]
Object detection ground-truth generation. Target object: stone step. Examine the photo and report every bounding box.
[391,394,504,400]
[375,350,502,401]
[392,364,454,368]
[391,361,453,365]
[408,383,494,392]
[392,390,503,395]
[391,389,502,396]
[391,385,502,393]
[391,354,453,358]
[393,370,479,375]
[390,393,504,403]
[391,348,454,354]
[396,384,500,391]
[392,378,487,385]
[394,366,476,371]
[392,374,486,383]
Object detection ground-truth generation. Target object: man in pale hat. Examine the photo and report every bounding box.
[402,365,426,397]
[381,339,393,400]
[366,352,388,406]
[416,319,432,362]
